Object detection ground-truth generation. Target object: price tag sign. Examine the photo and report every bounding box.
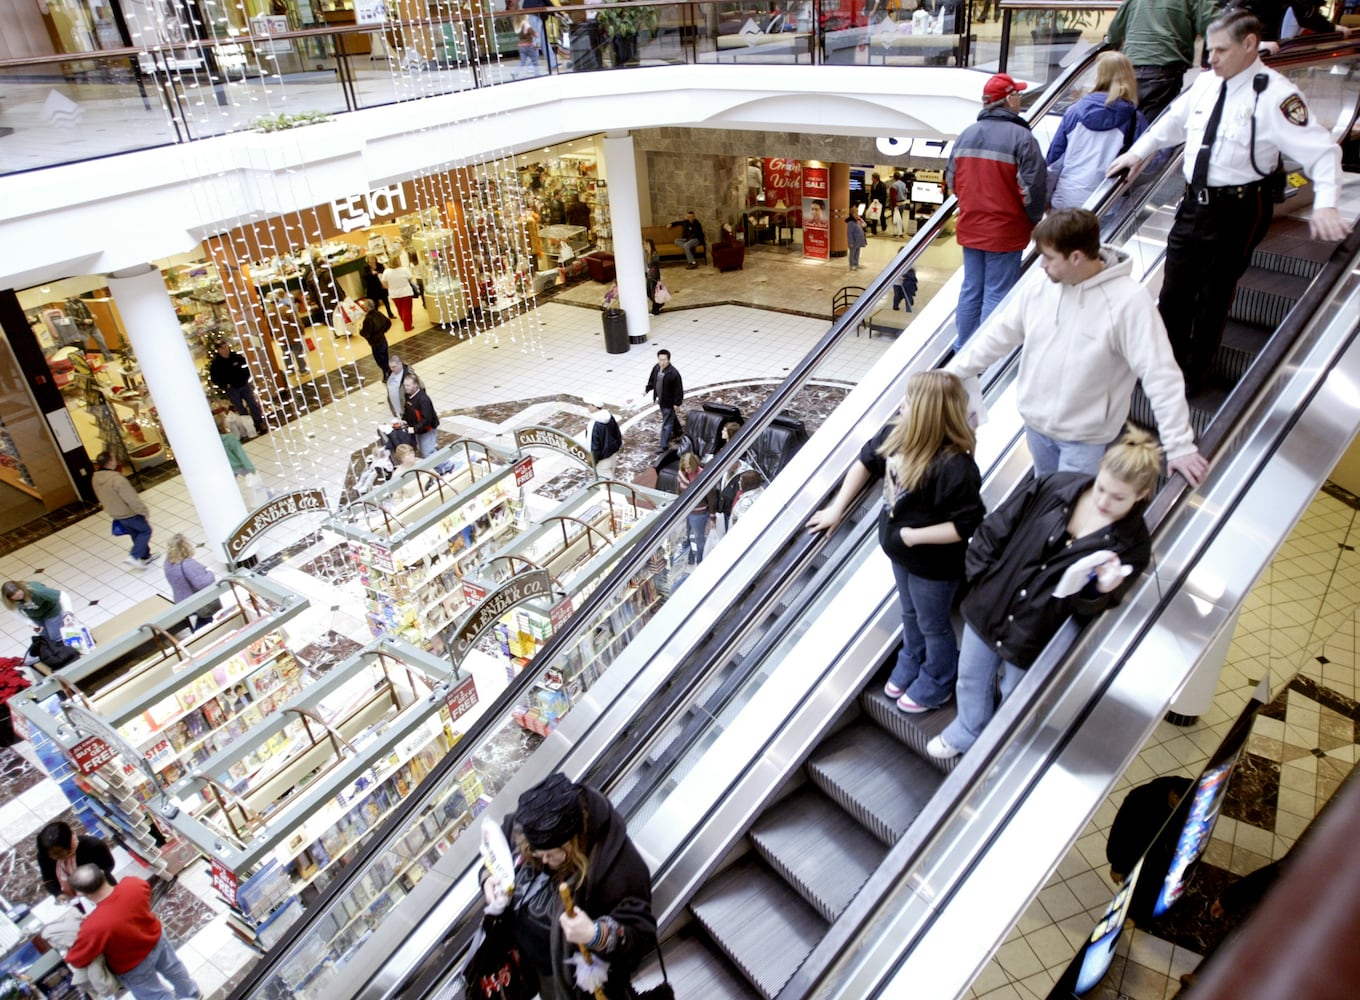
[513,456,534,486]
[70,736,115,775]
[211,859,239,905]
[548,596,574,632]
[462,580,487,603]
[444,676,479,723]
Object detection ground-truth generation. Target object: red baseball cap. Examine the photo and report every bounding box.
[982,73,1027,103]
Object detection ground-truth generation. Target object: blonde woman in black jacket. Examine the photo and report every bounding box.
[927,425,1160,760]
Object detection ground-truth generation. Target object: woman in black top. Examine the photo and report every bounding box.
[808,371,985,713]
[361,256,392,317]
[36,821,116,899]
[928,425,1160,760]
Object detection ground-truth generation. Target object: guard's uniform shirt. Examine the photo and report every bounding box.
[1129,59,1340,204]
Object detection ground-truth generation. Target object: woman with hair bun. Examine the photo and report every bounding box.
[927,425,1161,760]
[808,371,985,714]
[482,773,656,999]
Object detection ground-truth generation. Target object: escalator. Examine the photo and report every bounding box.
[233,37,1360,1000]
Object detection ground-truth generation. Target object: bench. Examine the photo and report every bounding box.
[643,224,708,265]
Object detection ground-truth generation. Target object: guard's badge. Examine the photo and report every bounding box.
[1280,94,1309,126]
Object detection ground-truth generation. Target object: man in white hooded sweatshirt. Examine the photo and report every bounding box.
[948,208,1208,486]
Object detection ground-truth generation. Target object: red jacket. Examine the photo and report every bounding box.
[946,107,1047,253]
[65,878,162,975]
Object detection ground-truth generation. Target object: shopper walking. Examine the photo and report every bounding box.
[386,356,421,421]
[163,534,221,632]
[359,299,393,378]
[892,266,919,311]
[587,400,624,479]
[381,257,418,332]
[36,821,117,900]
[92,451,155,569]
[846,211,867,271]
[926,426,1160,760]
[1046,52,1147,210]
[946,72,1047,347]
[65,866,201,1000]
[480,773,657,1000]
[644,349,684,451]
[208,341,267,436]
[362,256,392,317]
[807,371,985,713]
[2,580,66,642]
[514,14,541,78]
[644,239,663,315]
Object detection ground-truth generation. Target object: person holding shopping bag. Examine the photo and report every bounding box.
[807,371,985,713]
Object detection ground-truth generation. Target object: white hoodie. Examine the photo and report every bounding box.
[948,247,1196,460]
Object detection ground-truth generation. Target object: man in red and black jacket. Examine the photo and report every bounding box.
[946,73,1047,349]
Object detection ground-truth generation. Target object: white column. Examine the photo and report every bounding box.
[602,132,649,342]
[1169,606,1242,723]
[106,265,247,560]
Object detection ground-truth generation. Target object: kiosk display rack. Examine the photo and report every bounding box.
[325,440,521,652]
[9,576,310,877]
[471,480,673,735]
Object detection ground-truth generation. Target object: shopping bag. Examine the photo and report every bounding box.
[463,914,534,1000]
[653,281,672,305]
[60,620,96,654]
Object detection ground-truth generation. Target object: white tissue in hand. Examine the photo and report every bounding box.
[1053,550,1127,598]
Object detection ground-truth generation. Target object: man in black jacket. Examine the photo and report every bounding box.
[358,298,393,377]
[669,211,706,268]
[643,349,684,451]
[208,341,267,436]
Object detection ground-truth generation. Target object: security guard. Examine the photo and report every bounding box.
[1108,9,1346,389]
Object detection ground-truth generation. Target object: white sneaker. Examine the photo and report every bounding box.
[884,681,905,699]
[926,735,961,760]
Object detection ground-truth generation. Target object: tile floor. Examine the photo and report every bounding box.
[965,486,1360,1000]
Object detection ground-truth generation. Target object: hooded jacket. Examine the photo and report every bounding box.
[1046,93,1148,210]
[946,105,1046,252]
[961,472,1152,668]
[948,247,1196,460]
[588,408,623,463]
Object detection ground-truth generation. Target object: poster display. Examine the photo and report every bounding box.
[802,165,829,260]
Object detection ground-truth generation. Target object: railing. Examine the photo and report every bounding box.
[0,0,1124,175]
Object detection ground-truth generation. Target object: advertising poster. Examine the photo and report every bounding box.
[761,158,802,209]
[802,165,829,260]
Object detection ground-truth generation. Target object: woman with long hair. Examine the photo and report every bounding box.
[643,239,661,315]
[808,371,986,713]
[481,773,656,999]
[927,425,1161,760]
[2,579,65,642]
[1046,51,1148,210]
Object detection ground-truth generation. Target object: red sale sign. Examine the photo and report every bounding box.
[802,165,830,260]
[71,736,116,775]
[211,859,239,905]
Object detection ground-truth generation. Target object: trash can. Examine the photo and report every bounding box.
[602,309,629,354]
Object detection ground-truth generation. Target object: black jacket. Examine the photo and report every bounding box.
[360,308,391,347]
[644,364,683,409]
[960,472,1151,668]
[502,785,656,999]
[208,350,252,390]
[37,834,116,897]
[402,389,439,435]
[669,218,705,245]
[1105,775,1193,878]
[858,429,984,580]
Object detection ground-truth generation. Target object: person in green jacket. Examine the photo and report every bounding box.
[2,580,65,641]
[215,412,256,477]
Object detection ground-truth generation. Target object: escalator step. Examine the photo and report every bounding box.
[1252,218,1334,278]
[860,687,961,776]
[1230,269,1309,328]
[632,933,758,999]
[807,726,943,845]
[750,789,887,922]
[691,862,827,999]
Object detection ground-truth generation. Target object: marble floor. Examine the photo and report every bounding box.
[966,485,1360,1000]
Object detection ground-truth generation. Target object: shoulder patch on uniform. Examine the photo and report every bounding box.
[1280,94,1309,126]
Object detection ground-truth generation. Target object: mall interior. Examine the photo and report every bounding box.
[1,2,1360,999]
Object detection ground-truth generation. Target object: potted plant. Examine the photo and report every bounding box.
[1019,7,1096,47]
[595,0,659,67]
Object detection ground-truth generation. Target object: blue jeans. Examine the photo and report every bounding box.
[415,429,438,459]
[887,564,959,708]
[226,383,264,431]
[115,514,153,560]
[687,511,710,563]
[940,625,1026,753]
[658,407,679,450]
[40,614,64,642]
[955,248,1021,347]
[848,245,862,269]
[116,934,200,1000]
[675,237,701,264]
[1025,427,1108,479]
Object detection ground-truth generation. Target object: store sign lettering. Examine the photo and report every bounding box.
[513,456,534,486]
[548,596,574,632]
[330,184,408,233]
[227,489,329,559]
[444,675,479,723]
[71,736,115,775]
[514,427,591,469]
[451,570,553,666]
[211,859,239,905]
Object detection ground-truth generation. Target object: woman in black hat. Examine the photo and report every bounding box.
[483,773,656,999]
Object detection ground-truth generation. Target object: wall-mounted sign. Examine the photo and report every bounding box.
[329,184,409,234]
[514,426,592,468]
[227,489,329,561]
[451,570,553,667]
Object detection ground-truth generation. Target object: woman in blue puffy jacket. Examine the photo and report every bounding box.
[1047,52,1148,211]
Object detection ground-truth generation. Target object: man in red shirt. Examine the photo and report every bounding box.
[66,866,200,1000]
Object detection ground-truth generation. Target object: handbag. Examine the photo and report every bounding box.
[463,914,534,1000]
[652,281,672,305]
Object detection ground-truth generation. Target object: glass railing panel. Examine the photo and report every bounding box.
[997,2,1118,87]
